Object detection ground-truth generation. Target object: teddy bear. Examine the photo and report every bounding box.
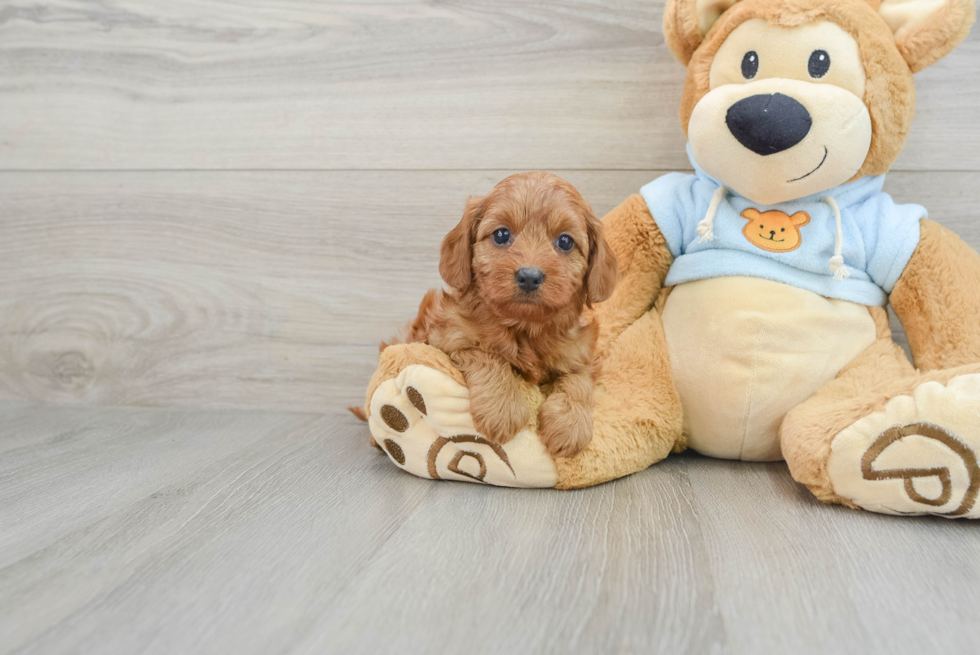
[360,0,980,518]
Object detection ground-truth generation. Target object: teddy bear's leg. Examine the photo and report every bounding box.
[364,303,684,489]
[889,219,980,371]
[365,343,557,487]
[780,310,980,517]
[554,305,683,489]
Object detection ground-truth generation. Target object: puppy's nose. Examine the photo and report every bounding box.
[726,93,811,155]
[515,267,545,292]
[769,230,776,237]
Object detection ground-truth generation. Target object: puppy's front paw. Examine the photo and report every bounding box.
[469,402,530,446]
[538,392,593,458]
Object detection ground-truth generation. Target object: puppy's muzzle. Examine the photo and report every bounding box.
[515,267,545,293]
[726,93,811,155]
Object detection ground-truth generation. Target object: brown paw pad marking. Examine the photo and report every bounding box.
[406,386,426,415]
[380,404,409,432]
[862,422,980,516]
[448,451,486,481]
[383,439,406,465]
[426,435,514,481]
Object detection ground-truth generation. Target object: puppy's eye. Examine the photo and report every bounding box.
[491,228,511,246]
[759,224,764,228]
[780,227,785,232]
[808,50,830,78]
[556,234,575,252]
[741,51,759,79]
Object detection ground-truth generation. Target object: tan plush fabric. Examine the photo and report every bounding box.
[555,196,683,488]
[664,0,710,64]
[361,0,980,509]
[590,195,675,356]
[679,0,916,180]
[883,0,976,72]
[827,372,980,517]
[662,277,877,461]
[781,334,980,511]
[555,307,682,488]
[688,19,874,204]
[364,342,465,415]
[368,360,558,487]
[781,333,917,504]
[780,229,980,513]
[890,219,980,371]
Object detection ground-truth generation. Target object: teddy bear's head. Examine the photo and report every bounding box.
[663,0,975,205]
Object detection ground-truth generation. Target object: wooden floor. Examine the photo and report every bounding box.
[2,2,980,653]
[1,1,978,411]
[1,403,978,655]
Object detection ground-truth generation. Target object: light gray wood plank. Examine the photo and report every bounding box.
[0,404,721,655]
[685,457,980,655]
[0,170,976,411]
[0,406,322,570]
[2,404,978,655]
[0,0,976,172]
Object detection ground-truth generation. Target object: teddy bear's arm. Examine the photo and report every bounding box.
[889,218,980,370]
[592,194,674,355]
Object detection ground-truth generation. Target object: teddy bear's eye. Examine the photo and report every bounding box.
[741,51,759,79]
[808,50,831,78]
[781,228,785,232]
[759,224,764,228]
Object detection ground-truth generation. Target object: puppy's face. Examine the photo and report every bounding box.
[440,172,617,323]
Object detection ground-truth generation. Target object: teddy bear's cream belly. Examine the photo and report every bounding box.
[661,276,877,461]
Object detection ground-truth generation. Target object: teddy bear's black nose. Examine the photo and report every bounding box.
[726,93,812,156]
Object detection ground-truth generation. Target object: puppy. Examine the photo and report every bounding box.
[405,172,617,457]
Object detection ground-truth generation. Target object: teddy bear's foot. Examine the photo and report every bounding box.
[827,373,980,518]
[368,363,558,487]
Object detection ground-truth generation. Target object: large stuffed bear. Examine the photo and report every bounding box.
[362,0,980,518]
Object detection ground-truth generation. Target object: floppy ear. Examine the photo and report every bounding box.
[585,214,619,307]
[439,195,484,291]
[878,0,976,73]
[664,0,743,64]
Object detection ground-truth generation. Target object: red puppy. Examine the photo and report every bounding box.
[405,172,617,457]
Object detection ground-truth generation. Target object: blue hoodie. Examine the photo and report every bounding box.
[639,146,926,306]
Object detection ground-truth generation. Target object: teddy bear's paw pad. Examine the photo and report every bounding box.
[368,364,557,488]
[828,374,980,518]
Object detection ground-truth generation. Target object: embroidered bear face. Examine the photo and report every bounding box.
[741,208,809,252]
[663,0,975,205]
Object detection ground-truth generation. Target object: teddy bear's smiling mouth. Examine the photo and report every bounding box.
[787,146,829,183]
[759,234,785,242]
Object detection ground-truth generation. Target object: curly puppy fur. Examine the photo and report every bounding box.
[405,172,618,457]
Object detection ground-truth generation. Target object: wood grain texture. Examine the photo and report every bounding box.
[1,170,977,411]
[0,0,977,171]
[1,403,977,655]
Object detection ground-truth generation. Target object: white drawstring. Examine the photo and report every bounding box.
[822,196,850,281]
[696,185,728,242]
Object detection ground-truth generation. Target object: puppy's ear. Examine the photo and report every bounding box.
[585,213,618,307]
[439,195,484,291]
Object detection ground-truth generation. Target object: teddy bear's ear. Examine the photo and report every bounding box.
[877,0,976,73]
[663,0,743,64]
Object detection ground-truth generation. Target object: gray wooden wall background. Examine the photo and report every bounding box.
[1,0,978,412]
